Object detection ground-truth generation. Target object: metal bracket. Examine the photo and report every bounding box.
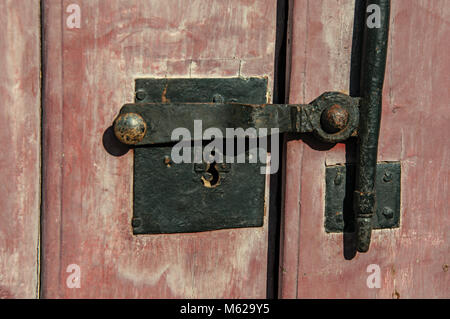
[325,162,400,233]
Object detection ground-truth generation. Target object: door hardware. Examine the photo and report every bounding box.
[113,78,361,235]
[353,0,391,252]
[325,162,400,233]
[126,78,270,234]
[111,0,392,254]
[114,90,360,146]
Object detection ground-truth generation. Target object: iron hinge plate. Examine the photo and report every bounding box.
[325,162,401,233]
[132,78,268,234]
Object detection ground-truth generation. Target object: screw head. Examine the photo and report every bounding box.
[320,104,350,134]
[114,113,147,145]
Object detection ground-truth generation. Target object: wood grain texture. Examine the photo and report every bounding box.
[41,0,276,298]
[0,1,41,299]
[280,0,449,298]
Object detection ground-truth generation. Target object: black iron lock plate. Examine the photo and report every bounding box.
[132,78,268,234]
[325,162,401,233]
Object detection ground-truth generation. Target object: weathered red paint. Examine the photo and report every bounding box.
[41,0,276,298]
[2,0,446,300]
[280,0,449,298]
[0,1,41,299]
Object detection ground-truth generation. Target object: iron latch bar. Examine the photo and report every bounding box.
[114,92,360,145]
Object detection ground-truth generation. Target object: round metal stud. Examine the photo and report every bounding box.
[320,104,350,134]
[382,207,394,219]
[114,113,147,145]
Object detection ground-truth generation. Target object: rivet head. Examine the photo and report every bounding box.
[164,155,173,167]
[320,104,349,134]
[135,90,147,101]
[114,113,147,145]
[382,207,394,219]
[383,171,393,182]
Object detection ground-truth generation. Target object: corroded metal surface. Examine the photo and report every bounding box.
[133,148,265,234]
[113,78,361,234]
[307,92,359,143]
[354,0,391,252]
[325,162,400,233]
[320,104,350,133]
[132,78,267,234]
[116,91,360,145]
[113,112,147,145]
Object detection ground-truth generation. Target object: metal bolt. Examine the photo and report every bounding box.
[382,207,394,219]
[320,104,350,134]
[136,90,147,101]
[383,171,392,182]
[114,112,147,145]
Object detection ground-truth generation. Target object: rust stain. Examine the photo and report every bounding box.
[392,290,400,299]
[200,163,221,188]
[164,156,172,168]
[443,264,448,272]
[161,83,170,103]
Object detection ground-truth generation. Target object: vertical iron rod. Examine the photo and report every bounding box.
[354,0,390,252]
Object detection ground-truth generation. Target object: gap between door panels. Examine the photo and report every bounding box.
[266,0,291,299]
[38,0,45,299]
[269,0,368,298]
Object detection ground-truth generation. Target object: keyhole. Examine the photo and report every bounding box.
[201,163,220,188]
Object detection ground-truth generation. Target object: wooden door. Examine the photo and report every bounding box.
[1,0,448,300]
[40,0,277,298]
[0,1,41,299]
[280,0,449,298]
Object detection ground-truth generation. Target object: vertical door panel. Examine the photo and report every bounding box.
[281,0,449,298]
[42,0,276,298]
[0,1,41,299]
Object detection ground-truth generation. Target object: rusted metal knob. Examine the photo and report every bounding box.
[320,104,350,134]
[114,113,147,145]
